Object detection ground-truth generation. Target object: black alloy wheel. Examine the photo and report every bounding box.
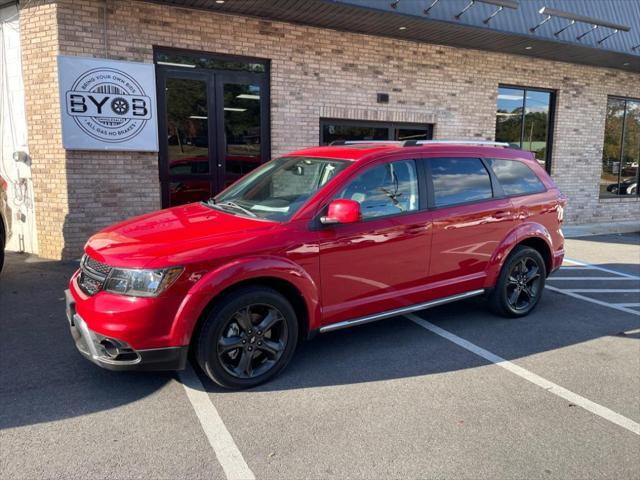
[217,304,288,379]
[505,257,542,312]
[489,245,546,318]
[196,286,298,389]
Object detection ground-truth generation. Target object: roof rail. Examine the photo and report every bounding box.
[329,140,402,146]
[403,140,511,147]
[328,140,518,149]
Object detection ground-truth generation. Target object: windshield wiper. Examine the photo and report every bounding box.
[215,200,258,218]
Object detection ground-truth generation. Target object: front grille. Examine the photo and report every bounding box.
[78,255,112,296]
[84,256,112,276]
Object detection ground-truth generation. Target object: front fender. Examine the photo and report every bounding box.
[169,256,320,345]
[484,222,553,288]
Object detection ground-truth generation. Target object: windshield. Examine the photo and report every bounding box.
[210,156,349,221]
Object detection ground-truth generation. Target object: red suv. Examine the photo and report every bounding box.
[66,141,566,389]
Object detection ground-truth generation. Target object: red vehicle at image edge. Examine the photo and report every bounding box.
[65,141,567,389]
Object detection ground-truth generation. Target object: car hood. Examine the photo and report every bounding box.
[85,202,277,268]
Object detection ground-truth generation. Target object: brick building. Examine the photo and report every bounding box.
[1,0,638,260]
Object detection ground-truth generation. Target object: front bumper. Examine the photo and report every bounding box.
[65,290,188,371]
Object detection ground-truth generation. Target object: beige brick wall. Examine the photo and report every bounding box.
[19,0,64,259]
[19,0,640,259]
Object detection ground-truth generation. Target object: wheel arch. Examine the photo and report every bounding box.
[171,256,320,349]
[188,276,311,355]
[485,222,554,287]
[517,236,552,276]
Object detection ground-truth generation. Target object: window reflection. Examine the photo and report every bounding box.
[223,83,262,187]
[496,87,524,147]
[320,120,432,145]
[169,180,211,207]
[166,78,210,175]
[156,52,265,73]
[495,86,553,171]
[430,158,493,207]
[337,160,419,218]
[322,123,388,144]
[601,98,639,197]
[523,90,551,168]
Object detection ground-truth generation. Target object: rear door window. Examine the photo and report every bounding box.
[429,158,493,207]
[486,159,546,196]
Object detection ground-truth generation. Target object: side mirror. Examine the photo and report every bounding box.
[320,199,361,225]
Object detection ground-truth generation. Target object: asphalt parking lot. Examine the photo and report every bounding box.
[1,232,639,479]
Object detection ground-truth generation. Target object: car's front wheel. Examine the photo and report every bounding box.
[196,286,299,389]
[488,245,546,318]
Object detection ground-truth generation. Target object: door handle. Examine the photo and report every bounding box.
[494,210,511,219]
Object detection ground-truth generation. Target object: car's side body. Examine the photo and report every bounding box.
[66,143,566,376]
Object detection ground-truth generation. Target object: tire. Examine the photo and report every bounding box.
[0,227,5,275]
[488,245,546,318]
[196,286,299,389]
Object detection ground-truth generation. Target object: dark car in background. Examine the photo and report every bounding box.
[0,175,12,273]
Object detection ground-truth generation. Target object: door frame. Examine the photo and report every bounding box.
[214,70,271,192]
[154,47,271,207]
[156,68,215,208]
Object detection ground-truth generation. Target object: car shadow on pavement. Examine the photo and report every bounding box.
[197,282,640,394]
[0,253,173,430]
[2,252,639,427]
[567,231,639,246]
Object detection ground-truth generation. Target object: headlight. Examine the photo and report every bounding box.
[104,267,183,297]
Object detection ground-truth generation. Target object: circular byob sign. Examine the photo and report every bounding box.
[63,64,154,145]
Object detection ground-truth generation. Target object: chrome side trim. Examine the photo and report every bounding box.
[319,289,485,333]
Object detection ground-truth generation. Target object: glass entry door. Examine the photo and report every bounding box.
[217,76,264,190]
[156,54,269,207]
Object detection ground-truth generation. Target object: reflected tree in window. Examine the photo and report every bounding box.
[496,86,554,172]
[601,98,639,197]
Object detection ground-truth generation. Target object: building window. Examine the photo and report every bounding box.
[320,119,433,145]
[495,86,555,172]
[600,96,640,198]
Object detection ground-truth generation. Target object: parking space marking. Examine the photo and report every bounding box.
[562,289,640,293]
[546,286,640,316]
[405,313,640,436]
[179,366,256,480]
[550,277,632,281]
[562,258,640,280]
[547,257,640,316]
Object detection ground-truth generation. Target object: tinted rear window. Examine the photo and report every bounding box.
[486,159,546,196]
[430,158,493,207]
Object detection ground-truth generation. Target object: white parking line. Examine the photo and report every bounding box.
[563,258,640,280]
[179,366,256,480]
[405,313,640,436]
[563,289,640,293]
[615,303,640,308]
[549,277,633,281]
[547,257,640,316]
[546,286,640,316]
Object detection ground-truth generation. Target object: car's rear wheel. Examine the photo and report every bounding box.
[196,286,298,389]
[488,245,546,318]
